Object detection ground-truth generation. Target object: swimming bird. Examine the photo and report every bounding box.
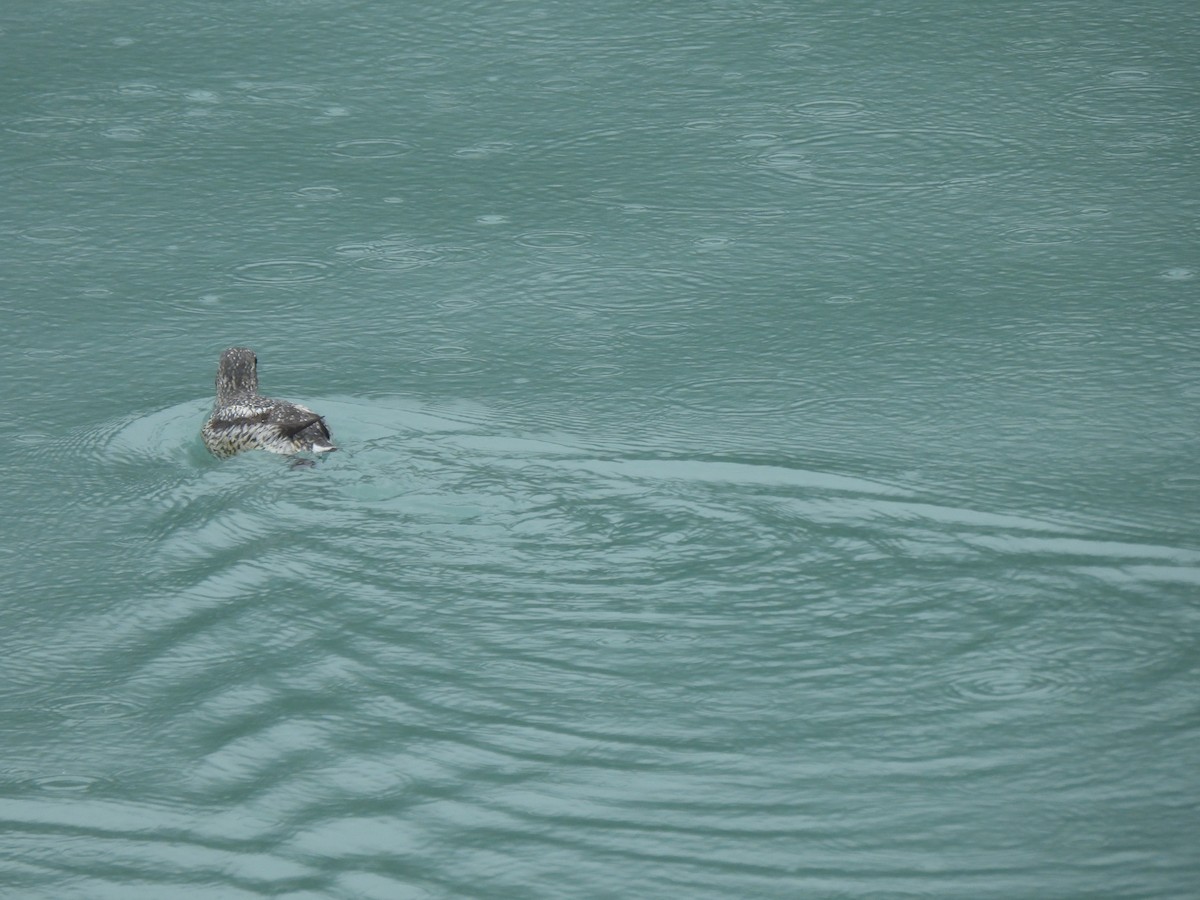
[201,347,336,459]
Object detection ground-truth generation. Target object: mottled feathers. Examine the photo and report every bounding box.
[201,347,336,459]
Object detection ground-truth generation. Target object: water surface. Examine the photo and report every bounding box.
[3,1,1198,897]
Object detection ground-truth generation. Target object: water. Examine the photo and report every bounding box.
[3,1,1199,897]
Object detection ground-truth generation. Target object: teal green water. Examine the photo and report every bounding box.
[4,1,1199,897]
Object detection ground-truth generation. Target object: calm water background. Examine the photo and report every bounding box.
[3,1,1199,897]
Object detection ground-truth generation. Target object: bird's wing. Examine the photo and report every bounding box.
[268,403,326,438]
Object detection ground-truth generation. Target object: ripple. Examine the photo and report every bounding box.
[352,247,437,271]
[535,123,778,212]
[336,238,484,270]
[435,295,481,313]
[693,236,733,250]
[163,288,229,314]
[546,324,618,352]
[757,127,1028,188]
[736,132,781,148]
[28,774,111,794]
[674,386,935,443]
[19,224,87,244]
[117,81,163,98]
[49,695,142,721]
[426,344,471,358]
[232,258,332,284]
[626,321,689,340]
[410,356,487,376]
[1105,69,1150,85]
[1018,326,1105,350]
[337,240,414,260]
[34,85,181,122]
[1062,83,1199,123]
[758,149,808,172]
[576,186,785,217]
[453,141,515,159]
[571,364,624,379]
[522,265,724,314]
[383,52,448,71]
[238,82,320,103]
[792,99,866,119]
[13,159,107,187]
[515,230,592,250]
[293,185,342,201]
[1059,632,1189,685]
[6,115,89,136]
[1159,267,1195,282]
[537,75,584,93]
[1001,224,1083,245]
[770,42,812,58]
[312,756,418,801]
[658,375,818,422]
[939,621,1194,704]
[184,89,220,104]
[421,245,484,264]
[1101,132,1173,157]
[13,431,53,448]
[352,252,434,270]
[332,138,414,159]
[101,401,210,462]
[1008,37,1065,53]
[941,654,1078,703]
[104,125,145,141]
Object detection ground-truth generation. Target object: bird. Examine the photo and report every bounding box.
[201,346,336,459]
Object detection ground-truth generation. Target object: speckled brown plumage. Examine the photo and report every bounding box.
[201,347,336,459]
